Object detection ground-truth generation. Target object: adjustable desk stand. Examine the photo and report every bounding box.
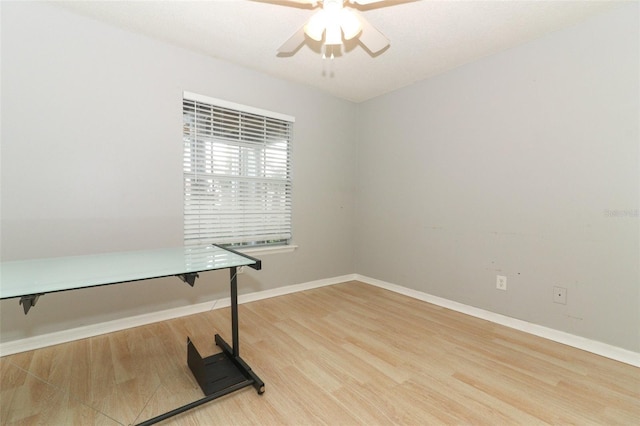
[0,244,264,425]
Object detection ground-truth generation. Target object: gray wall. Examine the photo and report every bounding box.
[0,2,356,341]
[354,4,639,352]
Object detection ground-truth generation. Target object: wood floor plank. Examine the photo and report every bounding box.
[0,358,120,425]
[1,281,638,425]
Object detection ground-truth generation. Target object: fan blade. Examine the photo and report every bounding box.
[350,0,386,5]
[278,0,319,5]
[356,12,389,54]
[252,0,319,9]
[277,26,307,54]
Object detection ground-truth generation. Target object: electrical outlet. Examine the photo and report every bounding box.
[553,286,567,304]
[237,266,245,274]
[496,275,507,291]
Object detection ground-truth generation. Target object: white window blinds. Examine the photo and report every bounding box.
[182,92,294,247]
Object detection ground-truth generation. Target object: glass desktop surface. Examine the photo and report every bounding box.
[0,245,255,299]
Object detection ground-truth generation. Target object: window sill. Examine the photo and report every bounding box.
[237,244,298,256]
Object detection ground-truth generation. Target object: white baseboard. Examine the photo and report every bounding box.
[0,300,217,357]
[238,274,357,305]
[0,274,356,357]
[2,272,638,368]
[354,274,640,368]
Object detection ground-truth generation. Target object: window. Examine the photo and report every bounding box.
[182,92,294,248]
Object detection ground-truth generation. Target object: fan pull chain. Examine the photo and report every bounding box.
[322,45,337,60]
[321,45,336,77]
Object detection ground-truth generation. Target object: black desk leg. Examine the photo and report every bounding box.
[230,266,239,357]
[136,265,264,426]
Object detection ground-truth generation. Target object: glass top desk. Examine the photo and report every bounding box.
[0,244,264,425]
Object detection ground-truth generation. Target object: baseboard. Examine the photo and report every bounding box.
[355,274,640,368]
[238,274,358,305]
[2,273,638,368]
[0,274,356,357]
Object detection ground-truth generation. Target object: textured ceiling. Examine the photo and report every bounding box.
[54,0,625,103]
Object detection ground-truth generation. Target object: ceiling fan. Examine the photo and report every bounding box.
[274,0,392,57]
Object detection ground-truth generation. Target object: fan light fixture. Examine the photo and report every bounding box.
[304,0,362,46]
[276,0,391,58]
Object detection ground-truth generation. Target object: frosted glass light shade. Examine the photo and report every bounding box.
[303,3,363,46]
[340,9,362,40]
[325,23,343,45]
[305,10,327,41]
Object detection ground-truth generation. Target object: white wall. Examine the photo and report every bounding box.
[355,4,639,352]
[0,2,356,341]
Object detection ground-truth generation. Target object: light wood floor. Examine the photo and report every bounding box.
[1,281,639,425]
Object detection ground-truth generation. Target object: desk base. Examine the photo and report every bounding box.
[188,334,265,395]
[137,335,264,425]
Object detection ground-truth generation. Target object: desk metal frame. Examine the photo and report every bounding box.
[0,244,265,425]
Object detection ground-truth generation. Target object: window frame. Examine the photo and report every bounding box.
[182,91,295,250]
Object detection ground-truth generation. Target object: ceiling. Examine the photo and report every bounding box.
[53,0,626,103]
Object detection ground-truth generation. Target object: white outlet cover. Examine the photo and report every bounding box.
[496,275,507,291]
